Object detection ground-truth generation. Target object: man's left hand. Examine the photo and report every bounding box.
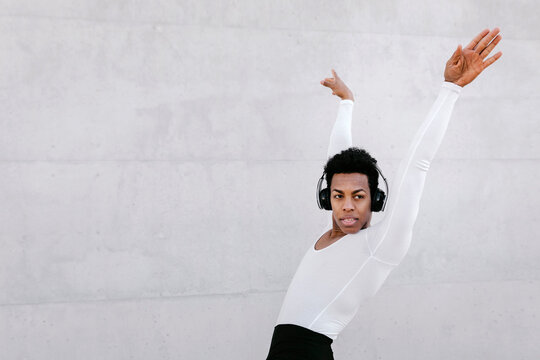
[444,28,503,87]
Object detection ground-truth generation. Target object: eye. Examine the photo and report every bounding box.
[333,194,343,199]
[355,195,365,199]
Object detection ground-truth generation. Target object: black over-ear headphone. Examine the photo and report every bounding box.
[316,164,389,212]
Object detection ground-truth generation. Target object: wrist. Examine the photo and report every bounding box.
[442,81,463,94]
[445,77,467,87]
[341,91,354,101]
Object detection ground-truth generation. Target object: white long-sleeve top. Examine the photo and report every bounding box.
[276,81,462,340]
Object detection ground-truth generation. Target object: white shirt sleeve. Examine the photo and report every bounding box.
[368,81,462,265]
[327,99,354,159]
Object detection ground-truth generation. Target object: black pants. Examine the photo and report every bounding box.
[266,324,334,360]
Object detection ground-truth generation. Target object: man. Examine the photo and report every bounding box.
[265,28,502,360]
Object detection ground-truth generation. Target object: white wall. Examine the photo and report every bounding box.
[1,1,539,359]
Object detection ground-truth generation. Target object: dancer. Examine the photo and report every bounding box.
[265,28,502,360]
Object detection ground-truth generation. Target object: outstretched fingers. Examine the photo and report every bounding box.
[480,34,502,59]
[320,77,335,87]
[465,28,489,50]
[474,27,500,53]
[321,69,339,88]
[483,51,503,69]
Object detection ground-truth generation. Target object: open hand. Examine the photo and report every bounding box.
[444,28,503,87]
[320,69,354,101]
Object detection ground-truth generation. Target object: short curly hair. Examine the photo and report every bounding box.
[324,147,379,197]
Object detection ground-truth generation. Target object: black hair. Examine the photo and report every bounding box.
[323,147,379,197]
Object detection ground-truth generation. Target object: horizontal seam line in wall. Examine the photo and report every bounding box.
[0,159,538,163]
[1,279,539,307]
[0,288,286,308]
[0,13,534,41]
[382,278,540,289]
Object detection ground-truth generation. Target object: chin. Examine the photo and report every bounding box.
[340,225,362,234]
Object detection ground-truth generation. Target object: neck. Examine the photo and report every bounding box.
[330,218,348,239]
[330,218,370,239]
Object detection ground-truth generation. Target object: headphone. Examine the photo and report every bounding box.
[316,164,389,212]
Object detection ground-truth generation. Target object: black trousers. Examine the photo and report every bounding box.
[265,324,334,360]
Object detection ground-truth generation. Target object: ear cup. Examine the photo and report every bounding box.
[318,188,332,210]
[371,189,386,212]
[316,174,332,210]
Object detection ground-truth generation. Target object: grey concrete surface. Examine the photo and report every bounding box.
[1,1,539,359]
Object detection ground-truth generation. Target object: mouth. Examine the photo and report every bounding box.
[340,217,358,226]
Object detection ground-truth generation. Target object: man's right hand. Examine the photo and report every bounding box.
[321,69,354,101]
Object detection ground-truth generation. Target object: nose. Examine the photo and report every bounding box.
[343,196,354,211]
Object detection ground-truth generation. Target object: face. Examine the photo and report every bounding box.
[330,173,372,235]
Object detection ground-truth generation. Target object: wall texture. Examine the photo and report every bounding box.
[1,1,538,359]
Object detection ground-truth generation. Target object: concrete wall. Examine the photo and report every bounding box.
[1,1,538,359]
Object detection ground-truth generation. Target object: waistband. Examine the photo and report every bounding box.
[271,324,333,345]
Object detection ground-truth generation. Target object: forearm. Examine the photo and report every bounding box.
[327,99,354,159]
[370,82,462,264]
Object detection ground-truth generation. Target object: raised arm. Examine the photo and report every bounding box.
[369,28,503,265]
[320,69,355,158]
